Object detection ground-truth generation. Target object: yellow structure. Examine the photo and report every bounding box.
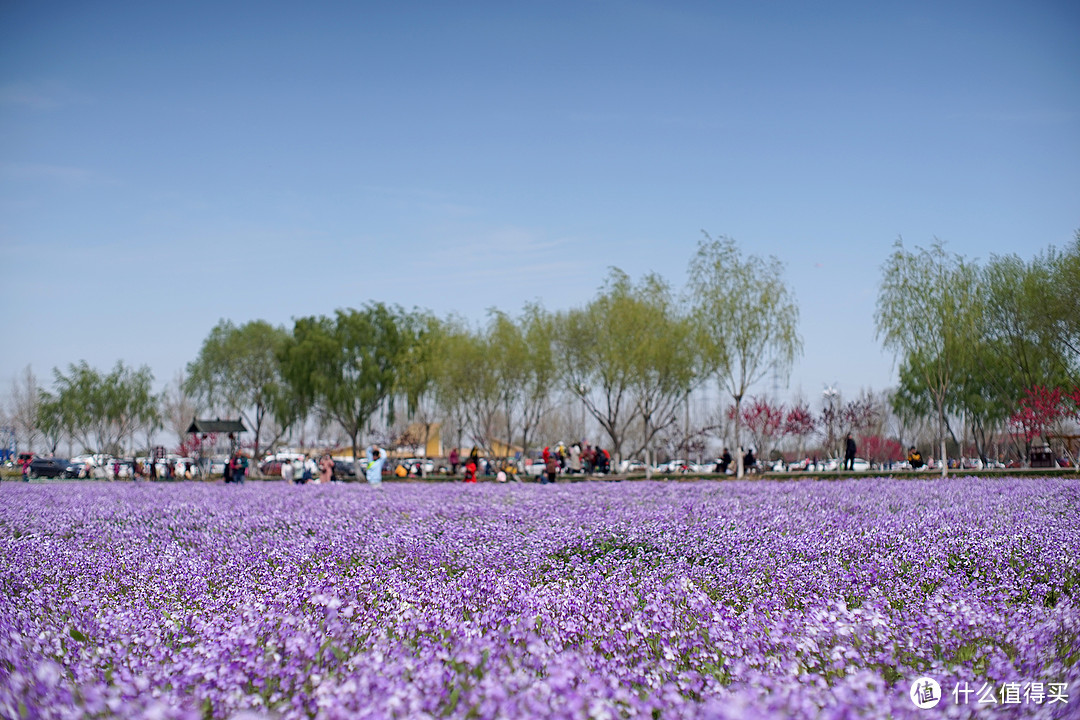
[391,422,443,458]
[487,437,524,457]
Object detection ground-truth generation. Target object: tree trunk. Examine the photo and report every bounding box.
[938,405,948,478]
[420,422,431,478]
[734,396,744,478]
[351,429,361,475]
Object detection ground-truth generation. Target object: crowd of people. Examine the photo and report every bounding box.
[13,437,941,485]
[274,448,388,486]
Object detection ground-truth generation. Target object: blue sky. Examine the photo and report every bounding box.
[2,0,1078,409]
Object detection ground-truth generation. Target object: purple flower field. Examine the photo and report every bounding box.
[1,478,1077,719]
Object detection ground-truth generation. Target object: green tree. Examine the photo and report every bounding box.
[279,304,418,466]
[443,321,501,455]
[623,273,698,477]
[488,309,528,462]
[515,303,559,464]
[485,304,560,466]
[687,234,802,476]
[555,269,698,466]
[185,319,292,460]
[876,239,982,476]
[39,360,159,455]
[394,311,444,473]
[948,253,1069,462]
[36,392,65,455]
[431,318,476,456]
[1039,234,1080,384]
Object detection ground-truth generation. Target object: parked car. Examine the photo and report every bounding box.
[70,454,125,479]
[333,459,356,478]
[27,457,75,479]
[259,459,286,476]
[827,457,870,472]
[523,459,546,476]
[398,457,436,475]
[109,460,135,479]
[153,456,197,478]
[699,458,730,473]
[259,452,306,476]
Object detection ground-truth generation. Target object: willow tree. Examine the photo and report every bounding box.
[40,360,159,455]
[432,319,501,455]
[623,273,698,477]
[394,311,444,473]
[516,303,558,464]
[554,269,699,468]
[958,252,1069,462]
[687,234,802,477]
[875,239,982,477]
[486,304,558,464]
[279,304,417,466]
[1040,234,1080,384]
[488,310,528,462]
[185,319,292,459]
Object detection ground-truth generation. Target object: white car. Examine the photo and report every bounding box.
[826,457,870,472]
[657,459,691,473]
[398,457,436,475]
[523,459,546,476]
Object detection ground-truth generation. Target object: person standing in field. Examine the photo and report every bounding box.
[280,458,294,484]
[582,444,594,474]
[545,452,558,484]
[365,447,387,486]
[569,443,582,474]
[318,454,334,484]
[542,447,558,485]
[844,434,857,471]
[231,451,247,484]
[449,447,460,476]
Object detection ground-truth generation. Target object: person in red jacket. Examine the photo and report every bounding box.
[464,459,477,483]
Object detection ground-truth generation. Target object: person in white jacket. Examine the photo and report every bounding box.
[365,447,387,486]
[303,455,317,484]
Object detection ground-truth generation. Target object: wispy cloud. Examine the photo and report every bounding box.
[0,82,90,110]
[0,162,116,187]
[429,226,573,271]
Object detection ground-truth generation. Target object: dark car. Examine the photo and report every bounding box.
[27,457,75,479]
[333,460,356,479]
[259,460,284,477]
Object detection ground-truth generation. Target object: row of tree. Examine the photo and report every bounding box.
[176,234,804,476]
[6,233,1078,476]
[877,236,1080,474]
